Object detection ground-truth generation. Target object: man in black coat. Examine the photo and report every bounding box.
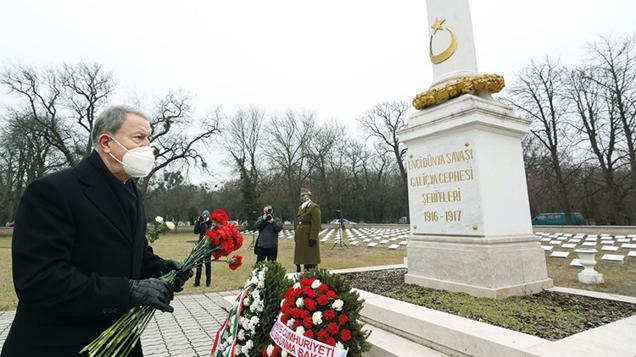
[193,209,213,286]
[0,106,192,357]
[254,205,283,262]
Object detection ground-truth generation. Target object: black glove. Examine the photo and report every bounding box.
[128,278,174,313]
[162,260,193,292]
[308,239,316,248]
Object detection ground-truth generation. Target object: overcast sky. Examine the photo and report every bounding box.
[2,0,635,133]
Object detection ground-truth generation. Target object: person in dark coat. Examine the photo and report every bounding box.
[0,106,192,357]
[193,209,213,286]
[294,188,321,272]
[254,205,283,263]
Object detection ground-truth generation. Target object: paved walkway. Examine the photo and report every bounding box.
[0,291,237,356]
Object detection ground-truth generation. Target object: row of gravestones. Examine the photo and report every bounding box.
[243,228,410,250]
[535,232,636,264]
[340,228,409,250]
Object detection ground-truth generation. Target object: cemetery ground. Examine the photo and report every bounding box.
[0,230,408,310]
[1,229,635,337]
[342,268,636,340]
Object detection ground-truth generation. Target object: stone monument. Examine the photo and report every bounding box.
[400,0,553,298]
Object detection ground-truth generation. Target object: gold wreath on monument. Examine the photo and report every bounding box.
[429,17,457,64]
[412,74,505,110]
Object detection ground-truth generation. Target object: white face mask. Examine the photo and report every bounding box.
[108,136,155,177]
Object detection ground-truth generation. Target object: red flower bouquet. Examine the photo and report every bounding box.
[264,270,370,357]
[82,209,243,357]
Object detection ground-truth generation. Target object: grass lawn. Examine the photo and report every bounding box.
[1,232,635,311]
[545,249,636,296]
[0,232,406,311]
[342,269,636,340]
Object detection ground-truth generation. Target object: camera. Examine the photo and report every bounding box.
[265,208,273,221]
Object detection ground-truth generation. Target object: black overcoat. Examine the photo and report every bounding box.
[0,152,167,356]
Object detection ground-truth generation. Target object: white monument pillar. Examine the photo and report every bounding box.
[401,0,553,298]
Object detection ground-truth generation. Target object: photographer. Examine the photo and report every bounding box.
[193,210,212,287]
[254,205,283,262]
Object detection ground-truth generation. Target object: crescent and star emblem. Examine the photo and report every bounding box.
[429,17,458,64]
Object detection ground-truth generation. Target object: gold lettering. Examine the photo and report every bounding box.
[421,189,462,206]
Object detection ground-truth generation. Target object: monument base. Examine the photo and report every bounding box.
[405,234,553,299]
[578,271,604,284]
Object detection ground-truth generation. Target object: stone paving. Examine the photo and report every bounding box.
[0,291,237,356]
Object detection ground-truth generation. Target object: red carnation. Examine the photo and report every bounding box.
[327,322,339,335]
[317,294,329,306]
[340,329,352,342]
[210,209,229,225]
[227,224,244,249]
[292,287,302,298]
[304,277,316,286]
[303,298,317,311]
[323,309,336,321]
[291,308,303,319]
[228,255,243,270]
[317,329,330,342]
[326,337,337,346]
[281,314,289,325]
[303,316,313,329]
[319,283,330,292]
[301,309,310,318]
[326,290,336,299]
[300,278,311,286]
[293,320,301,329]
[219,229,235,254]
[211,250,224,260]
[285,296,295,307]
[338,313,349,325]
[205,229,220,246]
[272,345,282,357]
[304,329,314,339]
[303,285,317,298]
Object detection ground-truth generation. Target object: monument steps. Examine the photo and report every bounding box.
[363,323,446,357]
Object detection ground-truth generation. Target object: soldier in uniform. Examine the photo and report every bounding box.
[294,188,321,272]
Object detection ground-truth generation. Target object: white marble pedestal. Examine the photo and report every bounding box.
[400,94,553,298]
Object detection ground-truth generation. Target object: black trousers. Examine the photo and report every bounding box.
[256,247,278,263]
[194,255,211,286]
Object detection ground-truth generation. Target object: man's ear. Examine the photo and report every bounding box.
[97,134,112,153]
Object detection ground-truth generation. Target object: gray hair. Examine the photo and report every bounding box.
[91,105,150,148]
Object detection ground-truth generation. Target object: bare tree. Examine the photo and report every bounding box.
[62,62,115,153]
[0,112,65,223]
[269,110,315,216]
[588,36,636,218]
[306,121,345,215]
[139,91,221,196]
[567,65,629,224]
[506,58,575,223]
[1,62,116,163]
[1,65,79,166]
[224,106,265,221]
[357,101,409,186]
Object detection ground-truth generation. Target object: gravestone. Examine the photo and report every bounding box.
[550,251,570,258]
[400,0,552,298]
